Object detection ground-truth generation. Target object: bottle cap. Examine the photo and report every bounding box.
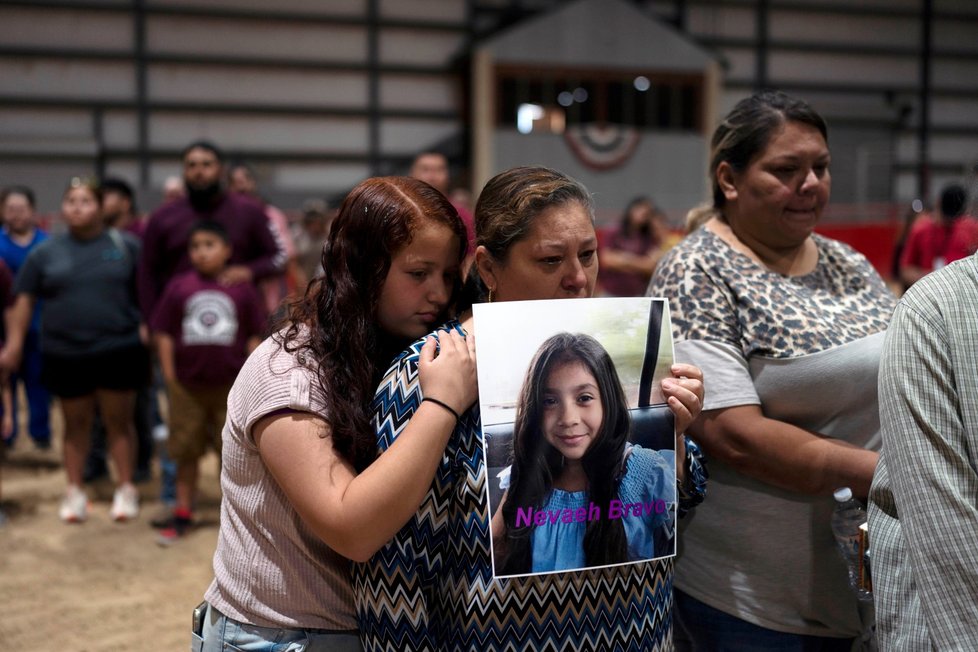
[833,487,853,503]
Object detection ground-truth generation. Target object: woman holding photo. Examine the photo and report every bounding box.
[354,166,705,651]
[491,332,676,575]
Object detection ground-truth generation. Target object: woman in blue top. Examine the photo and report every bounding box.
[492,332,675,575]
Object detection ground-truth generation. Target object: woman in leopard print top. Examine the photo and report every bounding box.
[648,90,896,650]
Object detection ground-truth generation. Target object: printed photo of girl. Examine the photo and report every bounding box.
[485,302,677,578]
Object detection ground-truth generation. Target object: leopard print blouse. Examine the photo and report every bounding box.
[648,227,896,359]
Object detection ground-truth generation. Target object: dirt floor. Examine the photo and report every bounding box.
[0,409,222,652]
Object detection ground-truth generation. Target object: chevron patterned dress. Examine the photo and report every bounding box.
[354,320,707,651]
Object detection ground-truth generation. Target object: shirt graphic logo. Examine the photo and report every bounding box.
[182,290,237,346]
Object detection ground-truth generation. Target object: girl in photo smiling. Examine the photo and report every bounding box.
[491,332,676,575]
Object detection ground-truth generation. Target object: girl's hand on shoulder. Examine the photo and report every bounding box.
[661,363,704,436]
[418,329,478,417]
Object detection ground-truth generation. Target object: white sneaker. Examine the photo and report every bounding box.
[59,486,89,523]
[110,484,140,522]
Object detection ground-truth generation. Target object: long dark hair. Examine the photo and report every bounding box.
[500,333,631,574]
[687,90,828,232]
[279,176,465,472]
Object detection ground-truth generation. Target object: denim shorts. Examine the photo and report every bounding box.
[192,603,362,652]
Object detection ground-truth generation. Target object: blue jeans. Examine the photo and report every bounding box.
[11,330,51,446]
[194,603,362,652]
[674,590,855,652]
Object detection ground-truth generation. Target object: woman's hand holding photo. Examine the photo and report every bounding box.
[661,362,704,478]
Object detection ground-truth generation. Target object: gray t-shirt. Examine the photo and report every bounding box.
[14,229,141,356]
[649,228,896,638]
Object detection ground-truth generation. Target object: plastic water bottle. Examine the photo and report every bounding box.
[830,487,873,601]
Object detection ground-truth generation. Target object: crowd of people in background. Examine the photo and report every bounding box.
[0,140,298,533]
[1,88,978,651]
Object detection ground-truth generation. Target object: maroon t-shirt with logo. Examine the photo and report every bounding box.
[150,270,267,386]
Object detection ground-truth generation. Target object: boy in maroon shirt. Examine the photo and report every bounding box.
[150,220,266,544]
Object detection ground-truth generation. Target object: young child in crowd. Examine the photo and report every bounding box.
[150,220,266,544]
[491,332,676,575]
